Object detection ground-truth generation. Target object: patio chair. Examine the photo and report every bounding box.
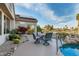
[43,33,52,46]
[32,33,40,44]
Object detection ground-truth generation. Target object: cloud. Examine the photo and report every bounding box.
[15,3,74,23]
[15,3,33,9]
[60,15,75,23]
[75,4,79,14]
[23,4,33,9]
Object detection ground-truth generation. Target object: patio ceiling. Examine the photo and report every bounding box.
[0,3,14,20]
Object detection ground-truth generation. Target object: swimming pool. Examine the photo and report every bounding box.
[60,44,79,56]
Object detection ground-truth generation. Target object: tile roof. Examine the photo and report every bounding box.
[15,15,38,23]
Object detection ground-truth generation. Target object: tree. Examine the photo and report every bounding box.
[63,25,68,31]
[76,14,79,20]
[50,25,53,30]
[73,28,78,34]
[37,25,42,32]
[76,14,79,34]
[43,24,53,32]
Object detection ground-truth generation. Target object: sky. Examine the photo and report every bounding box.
[15,3,79,28]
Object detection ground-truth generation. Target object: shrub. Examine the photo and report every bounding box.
[17,26,28,34]
[10,29,19,34]
[15,34,21,39]
[9,34,21,41]
[9,34,14,41]
[13,39,20,44]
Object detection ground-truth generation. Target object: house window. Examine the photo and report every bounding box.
[0,11,2,35]
[4,16,10,34]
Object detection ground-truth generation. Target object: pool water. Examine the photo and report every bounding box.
[60,44,79,56]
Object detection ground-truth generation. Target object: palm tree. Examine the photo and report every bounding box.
[74,28,78,34]
[76,14,79,34]
[76,14,79,20]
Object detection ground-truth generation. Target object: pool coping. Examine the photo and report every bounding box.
[58,48,64,56]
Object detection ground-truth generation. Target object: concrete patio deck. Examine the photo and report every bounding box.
[13,35,62,56]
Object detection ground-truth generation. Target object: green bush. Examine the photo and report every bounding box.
[9,34,21,41]
[9,34,14,41]
[13,39,20,44]
[10,29,19,34]
[14,34,21,39]
[37,25,42,32]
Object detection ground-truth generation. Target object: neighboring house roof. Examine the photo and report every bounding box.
[15,15,38,23]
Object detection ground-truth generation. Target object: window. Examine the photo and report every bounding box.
[4,16,10,34]
[0,11,2,35]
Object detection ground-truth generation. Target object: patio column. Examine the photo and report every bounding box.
[13,18,15,29]
[10,20,12,31]
[10,19,15,31]
[2,12,4,35]
[12,19,15,29]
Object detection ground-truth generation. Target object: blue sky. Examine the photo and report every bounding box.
[15,3,79,28]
